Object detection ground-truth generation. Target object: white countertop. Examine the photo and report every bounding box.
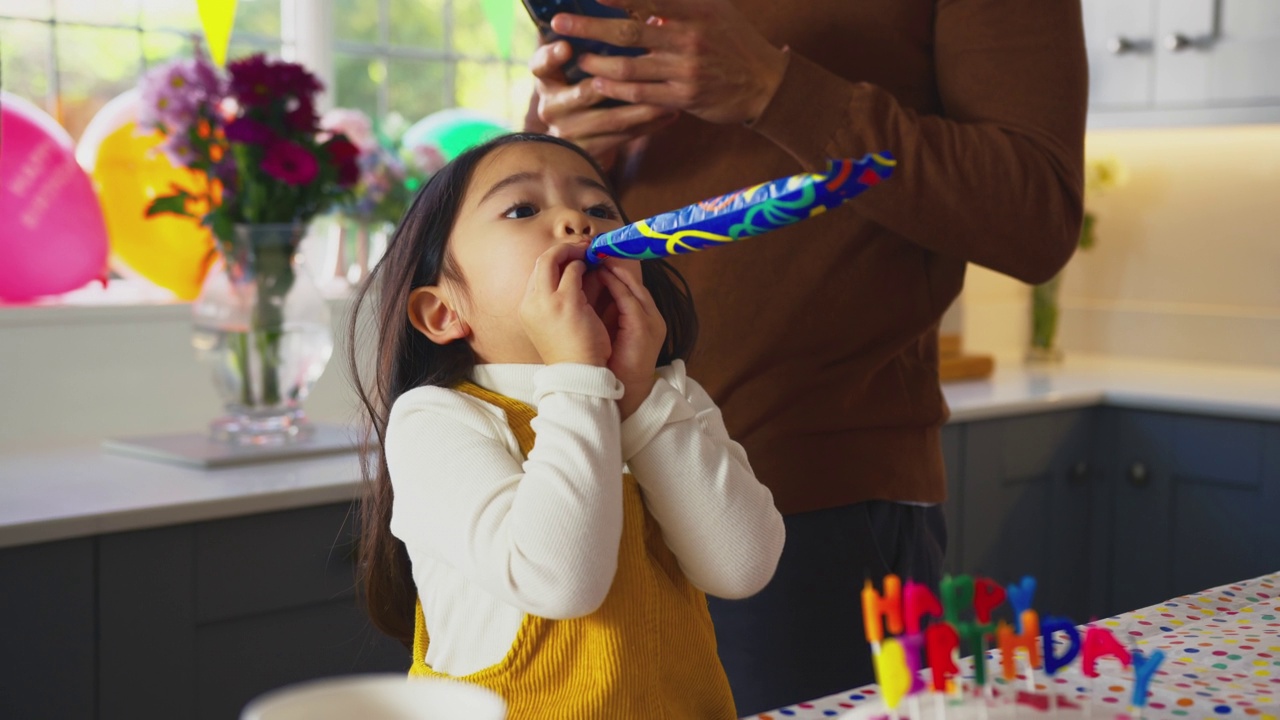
[3,354,1279,550]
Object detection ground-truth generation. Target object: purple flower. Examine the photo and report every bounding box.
[260,141,319,185]
[137,56,224,136]
[225,117,274,145]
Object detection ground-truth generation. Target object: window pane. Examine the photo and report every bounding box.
[142,30,199,68]
[335,53,381,118]
[451,0,497,58]
[335,0,380,43]
[511,15,539,61]
[234,0,280,37]
[227,38,281,62]
[0,19,54,111]
[0,0,52,20]
[140,0,198,32]
[388,0,445,50]
[51,0,141,26]
[456,61,529,130]
[386,57,446,125]
[56,24,142,141]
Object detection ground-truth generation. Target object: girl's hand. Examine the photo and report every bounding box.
[530,40,679,171]
[597,262,665,419]
[520,243,612,367]
[550,0,788,126]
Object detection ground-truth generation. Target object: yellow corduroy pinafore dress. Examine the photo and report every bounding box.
[408,381,737,719]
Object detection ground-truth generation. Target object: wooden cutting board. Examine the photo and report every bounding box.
[938,333,994,382]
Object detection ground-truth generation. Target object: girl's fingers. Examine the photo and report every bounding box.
[599,267,647,317]
[533,243,584,293]
[559,258,588,294]
[606,265,658,315]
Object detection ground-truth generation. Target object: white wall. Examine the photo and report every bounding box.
[0,298,366,453]
[963,124,1280,367]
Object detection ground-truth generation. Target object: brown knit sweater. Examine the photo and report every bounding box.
[529,0,1088,515]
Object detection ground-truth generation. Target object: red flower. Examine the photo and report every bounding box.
[285,99,318,133]
[324,135,361,187]
[261,140,319,185]
[227,54,323,109]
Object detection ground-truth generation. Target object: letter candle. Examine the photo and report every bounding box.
[1041,616,1083,715]
[997,610,1043,691]
[1130,649,1166,720]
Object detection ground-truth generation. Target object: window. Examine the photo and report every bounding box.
[332,0,537,132]
[0,0,284,144]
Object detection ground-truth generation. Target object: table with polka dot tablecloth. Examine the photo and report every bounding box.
[744,571,1280,720]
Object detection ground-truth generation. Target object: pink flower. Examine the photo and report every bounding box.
[320,108,377,152]
[260,141,319,185]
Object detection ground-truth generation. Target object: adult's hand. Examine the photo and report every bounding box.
[551,0,788,126]
[530,39,679,171]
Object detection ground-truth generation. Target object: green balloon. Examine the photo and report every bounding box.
[401,109,509,162]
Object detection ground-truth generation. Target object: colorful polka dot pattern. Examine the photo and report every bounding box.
[744,572,1280,720]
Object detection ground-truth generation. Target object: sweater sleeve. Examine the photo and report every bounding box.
[621,360,785,599]
[749,0,1089,285]
[386,365,626,620]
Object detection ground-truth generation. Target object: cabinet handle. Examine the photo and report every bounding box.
[1107,36,1145,55]
[1070,461,1090,484]
[1163,33,1194,52]
[1128,462,1150,488]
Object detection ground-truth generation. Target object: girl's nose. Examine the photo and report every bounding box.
[555,209,593,239]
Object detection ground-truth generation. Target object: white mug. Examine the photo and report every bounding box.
[241,673,506,720]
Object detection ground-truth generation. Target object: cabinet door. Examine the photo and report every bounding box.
[0,539,96,720]
[961,411,1094,621]
[1111,411,1278,614]
[1154,0,1280,107]
[1082,0,1158,109]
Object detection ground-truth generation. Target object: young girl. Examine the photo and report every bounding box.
[349,133,785,719]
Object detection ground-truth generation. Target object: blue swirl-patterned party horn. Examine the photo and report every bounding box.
[585,152,895,266]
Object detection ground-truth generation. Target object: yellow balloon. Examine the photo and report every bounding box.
[89,122,215,300]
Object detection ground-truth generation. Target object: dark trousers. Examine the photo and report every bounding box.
[708,500,947,717]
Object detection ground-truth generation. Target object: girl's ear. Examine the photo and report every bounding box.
[407,286,470,344]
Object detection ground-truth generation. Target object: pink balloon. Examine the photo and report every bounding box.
[0,91,109,302]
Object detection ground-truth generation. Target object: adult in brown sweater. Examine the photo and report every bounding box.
[527,0,1087,713]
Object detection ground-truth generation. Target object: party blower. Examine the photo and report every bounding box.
[584,152,896,266]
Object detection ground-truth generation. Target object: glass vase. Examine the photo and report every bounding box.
[191,223,335,445]
[1027,272,1065,363]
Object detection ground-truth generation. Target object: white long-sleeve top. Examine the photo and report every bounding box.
[385,359,785,675]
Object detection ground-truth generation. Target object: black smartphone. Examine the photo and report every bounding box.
[522,0,645,105]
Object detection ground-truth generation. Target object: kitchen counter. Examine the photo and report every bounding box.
[3,354,1279,550]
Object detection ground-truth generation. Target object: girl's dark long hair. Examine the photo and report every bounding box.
[348,132,698,646]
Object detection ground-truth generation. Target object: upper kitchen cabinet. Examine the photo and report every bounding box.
[1083,0,1280,128]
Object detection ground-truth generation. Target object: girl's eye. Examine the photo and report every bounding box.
[586,203,619,220]
[503,203,537,219]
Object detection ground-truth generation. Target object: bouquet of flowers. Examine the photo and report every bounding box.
[139,53,359,249]
[317,108,446,283]
[137,53,360,438]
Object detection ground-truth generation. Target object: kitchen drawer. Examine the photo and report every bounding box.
[195,503,361,623]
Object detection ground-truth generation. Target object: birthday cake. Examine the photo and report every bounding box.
[846,574,1164,720]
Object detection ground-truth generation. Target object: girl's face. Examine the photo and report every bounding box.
[432,141,632,364]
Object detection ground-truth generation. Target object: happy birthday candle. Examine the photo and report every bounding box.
[905,580,943,635]
[1130,648,1166,715]
[958,621,994,688]
[584,153,896,266]
[997,610,1042,681]
[874,637,912,713]
[863,575,904,645]
[940,574,974,625]
[1040,616,1082,676]
[1081,626,1132,678]
[1006,576,1037,633]
[926,622,961,692]
[973,577,1006,624]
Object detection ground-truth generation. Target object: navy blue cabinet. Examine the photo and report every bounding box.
[955,410,1097,621]
[941,424,963,576]
[0,538,96,720]
[1108,410,1280,615]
